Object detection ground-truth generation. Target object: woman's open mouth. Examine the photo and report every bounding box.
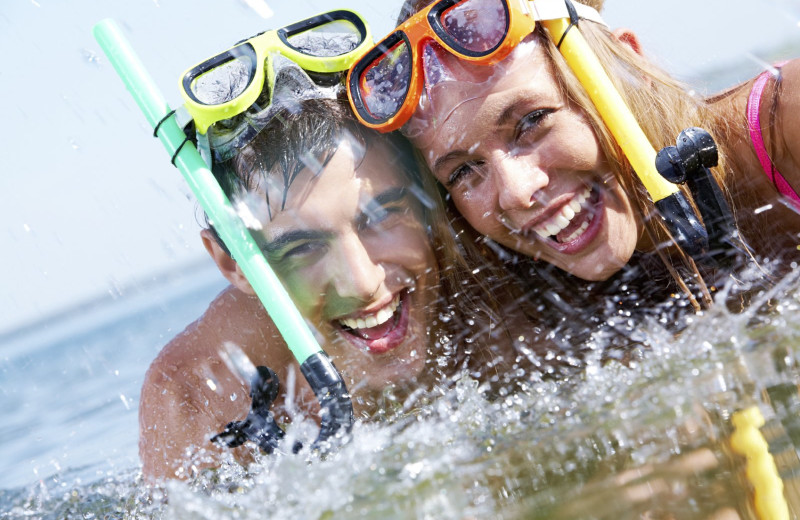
[336,291,410,355]
[525,186,604,253]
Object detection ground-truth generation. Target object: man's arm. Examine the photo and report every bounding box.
[138,325,253,482]
[138,286,310,482]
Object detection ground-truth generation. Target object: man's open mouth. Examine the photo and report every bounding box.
[336,291,410,354]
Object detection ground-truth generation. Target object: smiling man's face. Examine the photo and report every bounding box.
[254,137,439,392]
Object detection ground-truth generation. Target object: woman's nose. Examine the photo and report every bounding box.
[493,156,548,212]
[330,232,385,302]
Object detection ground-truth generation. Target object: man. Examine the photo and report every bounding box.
[138,97,478,481]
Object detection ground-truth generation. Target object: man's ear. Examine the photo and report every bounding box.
[612,28,643,56]
[201,229,255,295]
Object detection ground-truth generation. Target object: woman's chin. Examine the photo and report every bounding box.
[556,248,635,281]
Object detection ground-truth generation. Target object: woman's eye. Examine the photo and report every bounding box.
[447,161,481,188]
[516,109,553,140]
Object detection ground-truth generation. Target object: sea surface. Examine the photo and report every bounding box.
[3,265,800,519]
[0,263,227,497]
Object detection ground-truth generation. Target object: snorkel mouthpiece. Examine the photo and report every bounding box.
[652,191,708,258]
[301,352,355,451]
[212,366,303,454]
[656,128,748,267]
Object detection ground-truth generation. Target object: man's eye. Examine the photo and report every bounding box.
[281,242,323,260]
[362,206,389,228]
[361,204,406,231]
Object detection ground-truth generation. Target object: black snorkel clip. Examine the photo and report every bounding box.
[655,127,749,270]
[212,354,354,455]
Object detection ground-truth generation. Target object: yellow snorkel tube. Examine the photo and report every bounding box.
[541,4,785,516]
[537,1,711,258]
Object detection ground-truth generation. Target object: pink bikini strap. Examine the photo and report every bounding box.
[746,61,800,207]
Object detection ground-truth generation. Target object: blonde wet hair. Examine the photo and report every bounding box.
[396,0,755,309]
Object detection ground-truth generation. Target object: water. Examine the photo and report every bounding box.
[3,267,800,519]
[0,263,227,506]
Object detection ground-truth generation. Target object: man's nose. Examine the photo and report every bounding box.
[329,232,385,302]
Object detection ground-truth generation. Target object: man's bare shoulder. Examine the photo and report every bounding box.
[138,285,294,481]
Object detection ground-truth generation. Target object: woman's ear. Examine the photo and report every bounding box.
[612,28,643,56]
[201,229,255,295]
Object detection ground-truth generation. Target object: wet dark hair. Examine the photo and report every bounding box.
[205,98,422,254]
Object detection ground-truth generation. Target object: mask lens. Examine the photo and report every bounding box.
[190,54,254,105]
[286,18,363,56]
[359,40,412,121]
[441,0,508,54]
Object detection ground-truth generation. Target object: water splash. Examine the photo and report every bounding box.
[6,272,800,518]
[145,270,800,519]
[81,49,100,67]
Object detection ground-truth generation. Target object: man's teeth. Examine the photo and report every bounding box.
[533,187,592,240]
[339,294,400,330]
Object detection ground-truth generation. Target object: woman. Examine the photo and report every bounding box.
[347,0,800,312]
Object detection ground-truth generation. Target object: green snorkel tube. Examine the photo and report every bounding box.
[93,19,353,453]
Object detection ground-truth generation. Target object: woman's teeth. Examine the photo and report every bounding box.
[533,187,592,241]
[562,221,590,242]
[338,293,400,330]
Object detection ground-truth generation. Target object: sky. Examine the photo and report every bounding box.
[1,0,799,336]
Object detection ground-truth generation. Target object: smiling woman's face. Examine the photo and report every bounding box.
[253,137,439,392]
[410,42,643,281]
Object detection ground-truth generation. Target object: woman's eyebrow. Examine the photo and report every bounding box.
[496,103,521,128]
[433,150,468,175]
[432,104,528,174]
[260,229,332,254]
[496,95,538,127]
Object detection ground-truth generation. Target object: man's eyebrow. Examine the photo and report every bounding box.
[372,186,408,207]
[261,188,409,253]
[361,186,408,214]
[260,228,332,255]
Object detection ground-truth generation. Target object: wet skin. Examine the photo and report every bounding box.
[252,138,439,392]
[410,41,643,281]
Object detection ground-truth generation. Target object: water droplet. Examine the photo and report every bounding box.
[81,49,100,66]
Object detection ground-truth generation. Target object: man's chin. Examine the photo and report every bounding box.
[343,354,428,396]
